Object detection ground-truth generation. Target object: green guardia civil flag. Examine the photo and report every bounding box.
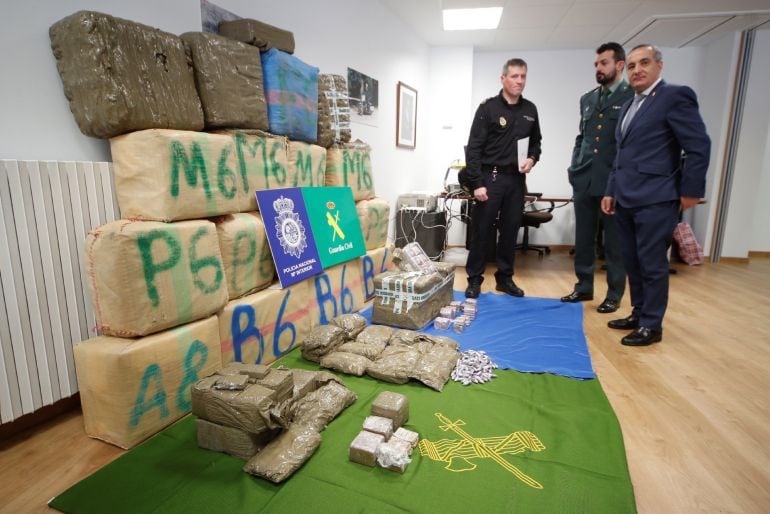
[50,350,636,514]
[302,186,365,268]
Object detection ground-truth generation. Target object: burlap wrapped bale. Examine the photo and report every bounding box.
[336,340,386,360]
[219,280,312,367]
[180,32,268,130]
[290,381,357,432]
[226,130,291,211]
[325,141,375,201]
[218,18,295,54]
[319,351,371,376]
[111,129,243,221]
[85,220,228,337]
[196,418,277,460]
[366,344,421,384]
[356,198,390,250]
[74,316,221,449]
[288,141,327,187]
[191,376,276,434]
[371,264,455,330]
[215,213,274,300]
[49,11,203,139]
[243,425,320,483]
[361,246,396,300]
[300,324,348,363]
[261,49,318,143]
[317,74,351,148]
[330,313,368,338]
[307,260,366,328]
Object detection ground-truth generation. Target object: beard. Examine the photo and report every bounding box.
[596,68,617,86]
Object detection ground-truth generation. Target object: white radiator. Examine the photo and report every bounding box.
[0,160,118,423]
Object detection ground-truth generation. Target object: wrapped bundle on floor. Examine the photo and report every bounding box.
[85,220,228,337]
[261,49,318,143]
[356,198,390,250]
[325,141,375,201]
[288,141,327,187]
[218,18,295,53]
[75,316,222,449]
[180,32,268,130]
[214,213,275,300]
[49,11,203,138]
[317,74,351,148]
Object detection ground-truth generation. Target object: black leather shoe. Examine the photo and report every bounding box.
[621,327,662,346]
[465,280,481,299]
[608,313,639,330]
[597,299,620,313]
[496,280,524,297]
[560,291,593,303]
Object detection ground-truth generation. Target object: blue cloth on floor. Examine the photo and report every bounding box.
[361,291,595,379]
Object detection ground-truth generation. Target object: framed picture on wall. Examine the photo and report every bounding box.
[396,82,417,149]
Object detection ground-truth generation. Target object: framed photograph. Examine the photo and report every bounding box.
[347,68,379,127]
[396,82,417,149]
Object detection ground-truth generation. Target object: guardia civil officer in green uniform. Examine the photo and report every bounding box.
[464,58,542,299]
[561,42,633,313]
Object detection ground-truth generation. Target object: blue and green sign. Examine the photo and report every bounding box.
[303,187,366,268]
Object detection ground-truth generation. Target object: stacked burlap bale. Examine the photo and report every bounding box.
[306,259,366,327]
[300,315,459,391]
[288,141,327,187]
[356,197,390,250]
[361,245,396,300]
[214,213,275,299]
[317,74,351,148]
[110,129,290,220]
[74,316,222,448]
[261,48,318,143]
[325,140,375,201]
[85,219,228,337]
[218,18,295,54]
[49,11,204,138]
[180,32,268,130]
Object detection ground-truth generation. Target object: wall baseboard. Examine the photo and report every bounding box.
[748,251,770,258]
[718,256,750,264]
[0,394,80,443]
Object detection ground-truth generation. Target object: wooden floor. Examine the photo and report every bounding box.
[2,251,769,513]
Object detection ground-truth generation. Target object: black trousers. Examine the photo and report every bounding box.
[466,171,525,283]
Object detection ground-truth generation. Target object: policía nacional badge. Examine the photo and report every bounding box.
[499,116,507,127]
[273,195,308,258]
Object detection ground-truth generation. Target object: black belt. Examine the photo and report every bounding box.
[482,164,516,174]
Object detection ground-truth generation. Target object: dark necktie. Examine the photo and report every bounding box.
[598,88,609,109]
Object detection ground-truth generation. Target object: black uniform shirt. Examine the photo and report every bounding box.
[465,90,542,189]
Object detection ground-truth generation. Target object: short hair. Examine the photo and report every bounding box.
[630,44,662,62]
[502,58,527,75]
[596,42,625,62]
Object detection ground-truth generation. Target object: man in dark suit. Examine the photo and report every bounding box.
[601,44,710,346]
[561,42,633,313]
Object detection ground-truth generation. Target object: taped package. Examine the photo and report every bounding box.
[218,18,295,54]
[219,280,312,367]
[214,213,275,300]
[49,10,203,139]
[317,74,351,148]
[196,418,277,460]
[192,376,276,434]
[307,260,366,328]
[289,381,358,432]
[361,246,396,300]
[371,391,409,429]
[325,141,375,201]
[371,263,456,330]
[261,48,318,143]
[356,198,390,250]
[85,220,228,337]
[243,425,320,483]
[288,141,327,187]
[180,32,268,130]
[301,325,348,363]
[74,316,222,449]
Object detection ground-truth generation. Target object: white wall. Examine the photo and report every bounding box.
[0,0,432,238]
[751,127,770,252]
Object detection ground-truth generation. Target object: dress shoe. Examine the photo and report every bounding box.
[597,299,620,313]
[608,313,639,330]
[560,290,593,303]
[465,280,481,299]
[621,327,662,346]
[495,280,524,297]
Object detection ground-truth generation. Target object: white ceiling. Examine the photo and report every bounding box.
[380,0,770,51]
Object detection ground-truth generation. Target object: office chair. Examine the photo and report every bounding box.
[516,192,554,257]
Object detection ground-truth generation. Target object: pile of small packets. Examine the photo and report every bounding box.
[451,349,498,385]
[433,299,477,333]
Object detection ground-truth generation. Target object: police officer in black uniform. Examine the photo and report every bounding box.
[464,58,542,299]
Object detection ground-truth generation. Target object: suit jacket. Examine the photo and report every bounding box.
[606,80,710,208]
[569,80,633,196]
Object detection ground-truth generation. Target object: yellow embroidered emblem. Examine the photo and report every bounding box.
[418,412,546,489]
[326,209,345,241]
[499,116,507,127]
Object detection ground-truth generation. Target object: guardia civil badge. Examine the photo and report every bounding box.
[273,195,308,258]
[499,116,507,127]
